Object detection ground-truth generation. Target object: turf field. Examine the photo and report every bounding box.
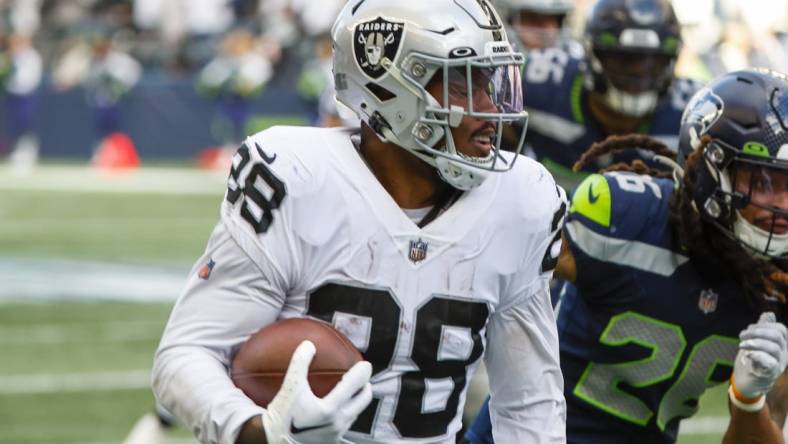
[0,164,731,443]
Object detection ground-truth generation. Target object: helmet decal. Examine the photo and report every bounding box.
[353,17,405,80]
[681,87,724,141]
[627,0,661,25]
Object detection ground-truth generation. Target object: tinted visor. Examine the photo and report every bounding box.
[443,65,524,115]
[595,50,674,94]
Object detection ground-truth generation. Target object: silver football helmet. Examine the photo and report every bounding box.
[332,0,528,190]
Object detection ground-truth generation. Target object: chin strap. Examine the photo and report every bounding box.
[378,126,439,168]
[378,125,488,190]
[652,154,685,185]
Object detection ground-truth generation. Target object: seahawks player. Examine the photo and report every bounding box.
[464,69,788,443]
[523,0,697,187]
[152,1,568,443]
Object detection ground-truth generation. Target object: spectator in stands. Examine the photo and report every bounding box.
[52,26,141,152]
[294,0,355,127]
[197,27,272,147]
[0,31,42,167]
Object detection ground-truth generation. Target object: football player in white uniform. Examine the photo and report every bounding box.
[152,1,568,443]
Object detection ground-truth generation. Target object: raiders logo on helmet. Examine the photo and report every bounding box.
[353,16,405,80]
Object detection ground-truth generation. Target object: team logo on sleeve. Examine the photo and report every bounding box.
[698,288,719,314]
[409,238,429,263]
[198,259,216,280]
[353,17,404,80]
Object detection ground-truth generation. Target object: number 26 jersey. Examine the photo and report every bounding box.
[558,172,783,443]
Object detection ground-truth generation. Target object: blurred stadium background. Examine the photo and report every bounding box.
[0,0,784,442]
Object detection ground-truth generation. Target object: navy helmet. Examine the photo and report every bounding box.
[678,69,788,258]
[583,0,681,117]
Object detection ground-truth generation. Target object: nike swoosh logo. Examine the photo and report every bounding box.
[588,183,600,204]
[255,143,277,164]
[290,421,331,435]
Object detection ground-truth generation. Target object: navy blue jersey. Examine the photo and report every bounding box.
[557,172,768,443]
[522,47,698,175]
[465,172,784,444]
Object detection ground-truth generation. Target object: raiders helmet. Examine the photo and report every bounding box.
[678,69,788,258]
[332,0,528,190]
[583,0,681,117]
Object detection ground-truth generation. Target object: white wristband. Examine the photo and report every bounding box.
[728,385,766,412]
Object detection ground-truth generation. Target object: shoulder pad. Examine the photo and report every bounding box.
[568,172,673,242]
[507,157,567,224]
[500,156,568,275]
[222,126,349,240]
[570,173,612,228]
[240,126,331,197]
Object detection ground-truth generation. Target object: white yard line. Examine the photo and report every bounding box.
[0,257,189,302]
[85,440,197,444]
[0,165,226,195]
[0,320,164,344]
[0,370,151,395]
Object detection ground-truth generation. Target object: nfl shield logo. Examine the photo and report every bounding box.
[409,238,428,263]
[698,288,719,314]
[353,17,405,80]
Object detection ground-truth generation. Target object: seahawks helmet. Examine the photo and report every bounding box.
[332,0,528,190]
[496,0,574,49]
[583,0,681,117]
[678,69,788,258]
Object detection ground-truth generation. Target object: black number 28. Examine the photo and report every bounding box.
[307,283,490,439]
[226,143,286,234]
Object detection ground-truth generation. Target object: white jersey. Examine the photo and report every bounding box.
[153,126,567,444]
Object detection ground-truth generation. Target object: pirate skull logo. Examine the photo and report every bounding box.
[353,17,405,80]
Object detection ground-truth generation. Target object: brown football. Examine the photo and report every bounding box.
[231,317,363,407]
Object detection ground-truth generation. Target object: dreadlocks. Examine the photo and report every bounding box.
[574,134,788,311]
[572,134,677,176]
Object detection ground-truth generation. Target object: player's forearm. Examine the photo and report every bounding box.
[767,371,788,429]
[723,401,785,444]
[485,282,566,443]
[488,397,566,444]
[152,346,264,444]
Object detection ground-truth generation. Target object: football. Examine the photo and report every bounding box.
[230,317,363,407]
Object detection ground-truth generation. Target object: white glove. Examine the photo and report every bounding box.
[730,312,788,411]
[261,340,373,444]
